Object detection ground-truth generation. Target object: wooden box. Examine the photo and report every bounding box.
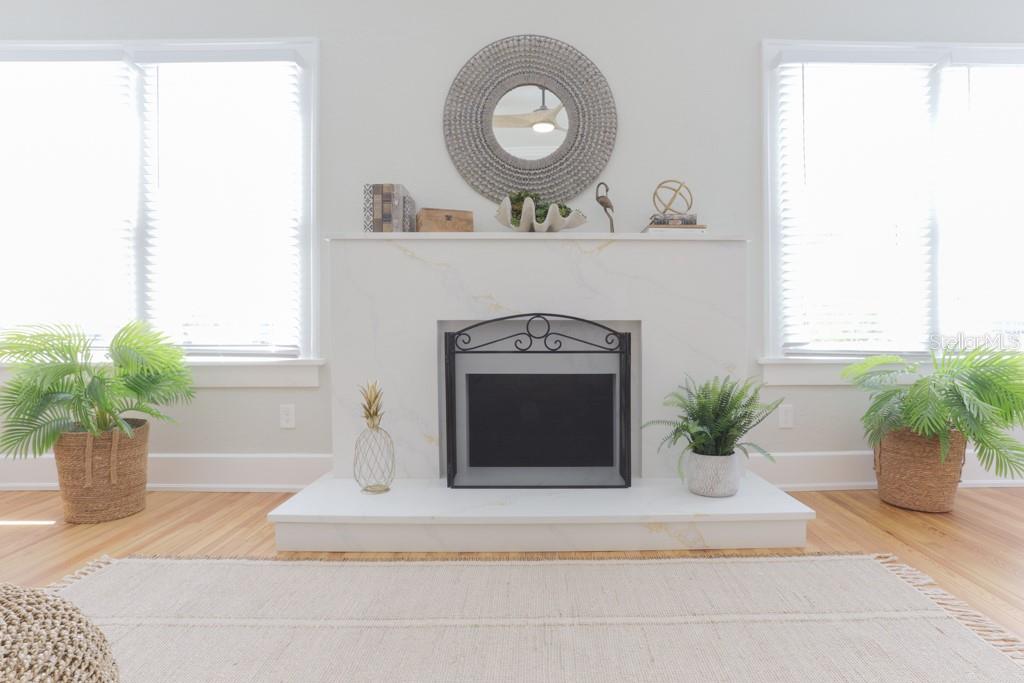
[416,208,474,232]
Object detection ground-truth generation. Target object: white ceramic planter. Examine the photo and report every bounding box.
[681,451,744,498]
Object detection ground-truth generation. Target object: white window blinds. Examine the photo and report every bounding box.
[769,45,1024,356]
[935,65,1024,345]
[143,61,306,354]
[0,61,139,342]
[0,43,312,357]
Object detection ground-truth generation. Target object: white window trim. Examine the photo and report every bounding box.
[181,357,324,388]
[0,357,325,389]
[0,38,321,359]
[759,357,864,387]
[761,39,1024,379]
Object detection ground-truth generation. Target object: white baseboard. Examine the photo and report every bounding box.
[0,449,1020,493]
[0,452,332,492]
[747,449,1024,491]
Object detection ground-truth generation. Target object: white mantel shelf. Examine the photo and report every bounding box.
[328,232,749,242]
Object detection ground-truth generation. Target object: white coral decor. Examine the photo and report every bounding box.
[496,196,587,233]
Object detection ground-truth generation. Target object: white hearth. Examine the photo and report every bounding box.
[270,232,814,551]
[270,474,811,551]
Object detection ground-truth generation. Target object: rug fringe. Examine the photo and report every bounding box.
[47,555,117,592]
[875,554,1024,665]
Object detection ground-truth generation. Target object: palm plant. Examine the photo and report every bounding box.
[0,322,194,457]
[842,346,1024,478]
[645,376,782,458]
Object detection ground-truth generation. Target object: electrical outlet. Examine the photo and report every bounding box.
[778,404,794,429]
[279,404,296,429]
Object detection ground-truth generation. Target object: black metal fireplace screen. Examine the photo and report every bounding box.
[444,313,631,488]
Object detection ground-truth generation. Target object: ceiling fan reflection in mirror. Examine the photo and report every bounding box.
[492,86,565,133]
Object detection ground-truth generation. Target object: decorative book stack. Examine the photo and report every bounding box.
[642,213,707,234]
[363,184,417,232]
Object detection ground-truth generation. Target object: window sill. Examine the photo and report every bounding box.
[760,355,932,386]
[0,358,325,389]
[759,358,857,386]
[187,358,325,388]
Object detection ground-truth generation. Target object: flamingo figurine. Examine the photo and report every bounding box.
[595,182,614,233]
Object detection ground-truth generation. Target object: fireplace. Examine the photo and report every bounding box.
[271,236,814,552]
[443,314,630,488]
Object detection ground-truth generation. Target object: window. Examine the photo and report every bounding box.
[766,42,1024,357]
[0,41,315,357]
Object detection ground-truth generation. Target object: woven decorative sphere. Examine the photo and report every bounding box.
[0,583,118,682]
[652,179,694,215]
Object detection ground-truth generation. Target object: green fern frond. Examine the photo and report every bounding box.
[121,367,194,405]
[737,441,775,463]
[118,403,172,422]
[0,410,76,458]
[109,321,186,376]
[0,324,93,366]
[645,376,781,458]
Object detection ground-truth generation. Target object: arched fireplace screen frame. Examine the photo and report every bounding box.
[443,313,631,488]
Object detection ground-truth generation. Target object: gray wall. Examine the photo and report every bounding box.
[3,0,1022,456]
[149,380,332,453]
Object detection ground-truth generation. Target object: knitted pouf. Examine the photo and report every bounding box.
[0,583,118,682]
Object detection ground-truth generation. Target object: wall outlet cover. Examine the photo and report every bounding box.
[279,404,296,429]
[778,404,794,429]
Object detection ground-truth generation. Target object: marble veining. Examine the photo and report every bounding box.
[328,237,748,479]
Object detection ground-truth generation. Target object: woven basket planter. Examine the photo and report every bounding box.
[53,419,149,524]
[875,428,966,513]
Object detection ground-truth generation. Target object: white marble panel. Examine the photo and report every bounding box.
[328,234,748,479]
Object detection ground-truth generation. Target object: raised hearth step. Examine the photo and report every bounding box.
[269,474,814,552]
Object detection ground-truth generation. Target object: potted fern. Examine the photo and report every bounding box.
[646,377,782,497]
[0,322,194,523]
[843,346,1024,512]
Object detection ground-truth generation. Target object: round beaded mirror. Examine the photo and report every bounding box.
[442,35,617,203]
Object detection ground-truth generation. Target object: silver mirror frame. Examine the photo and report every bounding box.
[443,35,617,203]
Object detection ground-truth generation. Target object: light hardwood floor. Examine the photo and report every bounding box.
[1,488,1022,637]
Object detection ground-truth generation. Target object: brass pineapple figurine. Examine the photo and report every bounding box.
[353,381,395,493]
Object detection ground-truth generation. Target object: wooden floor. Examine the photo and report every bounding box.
[1,487,1022,637]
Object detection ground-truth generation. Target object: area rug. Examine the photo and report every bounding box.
[52,554,1024,682]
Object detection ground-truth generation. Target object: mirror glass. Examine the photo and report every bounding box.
[491,85,569,160]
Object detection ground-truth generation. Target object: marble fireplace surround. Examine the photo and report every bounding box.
[268,232,815,551]
[328,232,749,480]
